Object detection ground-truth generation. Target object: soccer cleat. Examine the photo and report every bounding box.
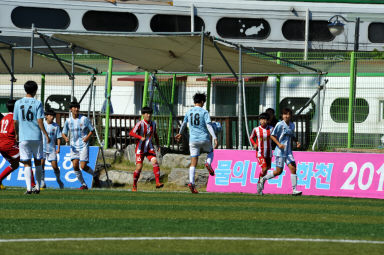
[41,181,46,189]
[257,177,265,195]
[156,183,164,189]
[205,163,215,176]
[78,185,88,190]
[0,183,5,190]
[33,189,40,194]
[24,190,32,195]
[188,183,198,194]
[256,182,263,195]
[58,181,64,189]
[132,186,137,192]
[292,190,302,196]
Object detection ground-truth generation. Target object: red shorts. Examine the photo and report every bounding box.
[257,157,271,169]
[136,153,156,164]
[0,144,20,162]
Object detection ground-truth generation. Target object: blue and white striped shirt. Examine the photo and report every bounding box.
[62,114,94,151]
[272,120,295,157]
[43,120,62,153]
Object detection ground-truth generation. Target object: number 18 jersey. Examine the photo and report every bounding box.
[183,106,211,142]
[13,97,44,141]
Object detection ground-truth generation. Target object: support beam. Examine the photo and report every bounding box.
[167,74,177,147]
[142,71,149,107]
[238,46,243,149]
[104,57,113,149]
[41,74,46,108]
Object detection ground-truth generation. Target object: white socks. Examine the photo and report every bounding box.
[189,166,196,184]
[291,174,298,191]
[264,171,275,181]
[24,166,32,191]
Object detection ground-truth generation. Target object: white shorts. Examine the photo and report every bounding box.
[275,154,295,169]
[19,140,43,161]
[189,140,213,157]
[70,146,89,162]
[43,151,58,162]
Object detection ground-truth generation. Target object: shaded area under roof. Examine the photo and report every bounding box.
[0,42,86,74]
[196,76,268,82]
[117,75,187,81]
[52,33,299,74]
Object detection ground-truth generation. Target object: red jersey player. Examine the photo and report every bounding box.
[129,106,163,191]
[250,112,274,194]
[0,100,34,190]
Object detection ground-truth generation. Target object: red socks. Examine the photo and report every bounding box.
[0,166,14,182]
[153,165,160,184]
[133,171,140,187]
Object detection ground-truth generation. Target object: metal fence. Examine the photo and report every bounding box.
[2,51,384,151]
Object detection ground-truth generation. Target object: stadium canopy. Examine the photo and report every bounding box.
[48,31,319,75]
[0,41,88,74]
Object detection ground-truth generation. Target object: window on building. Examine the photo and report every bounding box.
[280,97,315,116]
[83,11,138,32]
[368,23,384,43]
[216,18,270,39]
[330,98,369,123]
[11,6,70,29]
[150,14,205,32]
[214,85,260,116]
[282,20,334,41]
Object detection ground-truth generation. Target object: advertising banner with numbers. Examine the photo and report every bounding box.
[207,150,384,199]
[0,146,99,189]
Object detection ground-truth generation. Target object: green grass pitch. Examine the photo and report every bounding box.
[0,188,383,255]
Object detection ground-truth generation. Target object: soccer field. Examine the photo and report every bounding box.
[0,189,383,255]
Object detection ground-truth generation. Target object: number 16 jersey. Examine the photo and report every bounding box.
[13,97,44,141]
[183,106,211,142]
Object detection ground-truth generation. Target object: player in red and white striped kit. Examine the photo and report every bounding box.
[0,100,35,190]
[129,106,163,191]
[250,112,274,193]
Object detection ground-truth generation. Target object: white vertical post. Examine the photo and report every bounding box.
[238,47,243,149]
[304,8,309,60]
[190,4,195,32]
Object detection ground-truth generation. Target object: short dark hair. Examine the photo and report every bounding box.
[24,81,38,95]
[193,92,206,104]
[282,108,293,115]
[45,110,55,116]
[141,106,153,115]
[265,108,275,115]
[69,101,80,109]
[259,112,270,120]
[7,99,16,112]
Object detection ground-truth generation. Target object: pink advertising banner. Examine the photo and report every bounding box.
[207,150,384,199]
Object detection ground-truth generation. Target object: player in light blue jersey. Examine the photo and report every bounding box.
[13,81,50,194]
[41,110,64,189]
[62,101,99,190]
[257,108,302,196]
[175,92,218,194]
